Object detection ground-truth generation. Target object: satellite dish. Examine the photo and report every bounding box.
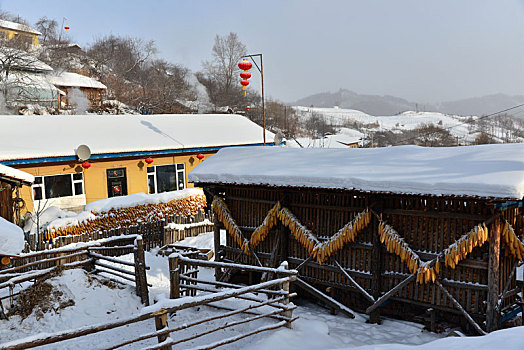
[274,132,284,146]
[76,144,91,161]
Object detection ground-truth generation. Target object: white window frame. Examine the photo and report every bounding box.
[147,163,185,194]
[33,173,85,200]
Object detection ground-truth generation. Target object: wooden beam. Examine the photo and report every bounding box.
[436,281,486,335]
[335,260,375,303]
[295,277,355,319]
[365,274,416,314]
[486,215,501,332]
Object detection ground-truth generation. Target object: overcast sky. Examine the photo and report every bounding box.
[2,0,524,104]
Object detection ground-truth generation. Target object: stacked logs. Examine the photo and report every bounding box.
[502,221,524,261]
[46,194,207,240]
[443,223,488,269]
[250,202,281,248]
[211,197,250,254]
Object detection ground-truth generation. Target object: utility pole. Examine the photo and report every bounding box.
[243,53,266,145]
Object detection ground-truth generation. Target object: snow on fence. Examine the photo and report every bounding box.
[0,235,150,319]
[32,210,214,251]
[0,260,297,350]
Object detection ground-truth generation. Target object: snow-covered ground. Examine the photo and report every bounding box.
[1,231,523,349]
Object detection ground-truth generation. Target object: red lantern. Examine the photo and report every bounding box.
[240,80,250,86]
[196,153,205,160]
[81,161,91,172]
[64,26,70,31]
[238,60,252,71]
[240,71,251,79]
[247,106,251,110]
[145,157,154,166]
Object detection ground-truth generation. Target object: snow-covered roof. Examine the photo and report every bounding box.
[0,19,41,35]
[0,114,275,161]
[0,216,25,256]
[0,163,34,184]
[47,72,106,90]
[0,49,53,72]
[189,143,524,199]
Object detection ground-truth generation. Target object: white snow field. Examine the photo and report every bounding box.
[0,216,25,255]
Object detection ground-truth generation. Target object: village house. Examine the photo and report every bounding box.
[46,71,107,110]
[0,19,41,48]
[0,164,34,225]
[0,114,278,214]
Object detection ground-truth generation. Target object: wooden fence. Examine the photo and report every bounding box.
[0,259,297,350]
[31,210,214,251]
[0,235,149,319]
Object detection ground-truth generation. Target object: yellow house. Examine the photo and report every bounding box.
[0,19,41,47]
[0,114,278,214]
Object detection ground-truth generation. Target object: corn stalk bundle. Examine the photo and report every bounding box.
[46,194,206,240]
[502,220,524,261]
[250,202,282,248]
[211,197,249,254]
[443,223,488,269]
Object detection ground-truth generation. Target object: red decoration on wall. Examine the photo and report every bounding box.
[81,162,91,172]
[145,157,154,166]
[196,153,205,160]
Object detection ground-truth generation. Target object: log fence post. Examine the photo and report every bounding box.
[134,237,150,306]
[213,210,222,279]
[153,309,171,350]
[169,255,180,299]
[369,197,383,324]
[278,261,293,328]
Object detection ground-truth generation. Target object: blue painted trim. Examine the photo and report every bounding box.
[494,200,524,210]
[0,142,283,166]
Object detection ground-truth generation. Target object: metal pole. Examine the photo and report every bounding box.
[260,54,266,145]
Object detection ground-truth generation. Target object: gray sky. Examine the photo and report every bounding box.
[2,0,524,104]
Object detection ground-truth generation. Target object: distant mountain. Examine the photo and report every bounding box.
[294,89,524,117]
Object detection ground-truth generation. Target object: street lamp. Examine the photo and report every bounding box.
[241,53,266,145]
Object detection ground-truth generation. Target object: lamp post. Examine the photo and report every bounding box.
[242,53,266,145]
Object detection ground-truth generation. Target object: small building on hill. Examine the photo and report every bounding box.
[0,114,278,213]
[190,144,524,334]
[0,19,41,47]
[0,164,34,225]
[47,71,106,110]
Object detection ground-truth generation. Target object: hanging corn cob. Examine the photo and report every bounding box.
[501,220,524,261]
[47,194,207,241]
[443,223,488,269]
[211,197,250,254]
[250,202,281,248]
[379,222,422,277]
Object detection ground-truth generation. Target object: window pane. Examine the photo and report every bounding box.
[176,164,184,170]
[34,176,42,184]
[74,182,83,195]
[147,166,155,173]
[177,171,185,190]
[44,174,72,198]
[73,173,83,181]
[156,165,177,193]
[33,187,42,200]
[148,175,156,194]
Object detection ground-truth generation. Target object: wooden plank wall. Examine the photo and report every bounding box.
[217,185,522,322]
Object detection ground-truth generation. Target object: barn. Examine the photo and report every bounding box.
[189,143,524,334]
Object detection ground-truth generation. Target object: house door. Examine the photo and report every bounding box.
[106,168,128,197]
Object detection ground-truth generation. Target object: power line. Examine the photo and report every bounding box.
[391,103,524,145]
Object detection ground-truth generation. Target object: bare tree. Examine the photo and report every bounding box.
[35,17,58,44]
[303,111,338,138]
[197,32,248,109]
[411,123,456,147]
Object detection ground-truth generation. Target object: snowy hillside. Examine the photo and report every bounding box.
[292,106,524,146]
